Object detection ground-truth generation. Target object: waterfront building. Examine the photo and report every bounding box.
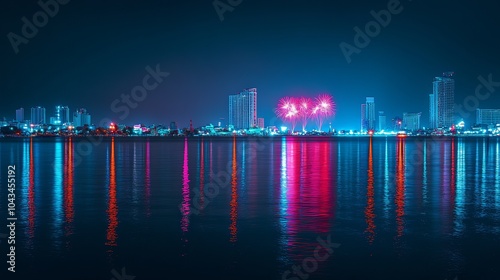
[476,109,500,126]
[378,111,386,131]
[228,88,257,129]
[31,106,46,125]
[53,106,70,125]
[16,108,24,122]
[73,108,91,126]
[430,72,455,128]
[403,112,422,131]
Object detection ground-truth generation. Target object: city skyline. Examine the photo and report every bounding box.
[2,2,500,279]
[3,72,500,131]
[2,1,500,129]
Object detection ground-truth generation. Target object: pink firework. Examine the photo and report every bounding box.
[311,94,335,131]
[275,97,299,132]
[298,97,313,132]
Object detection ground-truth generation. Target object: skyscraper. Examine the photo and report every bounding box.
[429,93,436,128]
[228,88,257,130]
[378,111,386,131]
[430,72,455,129]
[365,97,376,130]
[360,104,366,131]
[403,112,422,131]
[16,108,24,122]
[73,108,91,126]
[53,106,70,125]
[31,106,46,125]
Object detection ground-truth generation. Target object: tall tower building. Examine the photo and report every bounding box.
[53,106,70,125]
[73,108,91,126]
[378,111,386,131]
[228,88,257,130]
[360,104,366,131]
[365,97,376,130]
[430,72,455,129]
[31,106,46,125]
[429,93,436,128]
[16,108,24,122]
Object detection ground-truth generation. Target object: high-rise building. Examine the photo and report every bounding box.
[16,108,24,122]
[73,108,91,126]
[378,111,386,131]
[403,112,422,131]
[31,106,46,125]
[476,109,500,126]
[52,106,70,125]
[365,97,376,130]
[228,88,257,130]
[360,104,366,131]
[430,72,455,129]
[360,97,376,131]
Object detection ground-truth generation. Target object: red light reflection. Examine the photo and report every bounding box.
[181,137,190,233]
[395,138,405,238]
[145,140,151,218]
[28,138,35,241]
[229,137,238,242]
[64,138,74,238]
[365,137,376,244]
[106,137,118,248]
[200,139,205,210]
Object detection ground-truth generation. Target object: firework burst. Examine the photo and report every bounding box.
[298,97,312,132]
[276,94,335,132]
[312,94,335,131]
[276,97,299,132]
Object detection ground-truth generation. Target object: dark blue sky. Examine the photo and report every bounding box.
[1,0,500,129]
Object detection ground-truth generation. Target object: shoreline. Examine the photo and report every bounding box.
[0,134,498,139]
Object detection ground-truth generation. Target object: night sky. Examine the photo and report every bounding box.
[1,0,500,129]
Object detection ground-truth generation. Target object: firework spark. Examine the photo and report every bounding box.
[313,94,335,131]
[276,94,335,132]
[276,97,299,132]
[298,97,312,132]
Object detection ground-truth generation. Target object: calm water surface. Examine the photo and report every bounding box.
[0,136,499,279]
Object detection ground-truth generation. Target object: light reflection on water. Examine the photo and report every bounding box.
[105,137,118,251]
[0,136,499,279]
